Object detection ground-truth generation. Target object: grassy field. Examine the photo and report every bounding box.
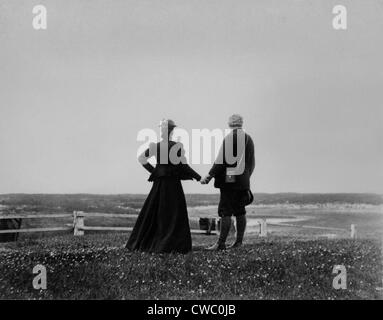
[1,193,382,299]
[0,233,382,300]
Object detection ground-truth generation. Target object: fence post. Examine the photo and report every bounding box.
[73,211,85,236]
[260,219,267,237]
[350,224,356,239]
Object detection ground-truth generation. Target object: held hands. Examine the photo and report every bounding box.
[200,174,212,185]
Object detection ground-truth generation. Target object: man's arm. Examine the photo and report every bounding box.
[208,139,226,177]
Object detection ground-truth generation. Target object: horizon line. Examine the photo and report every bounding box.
[1,192,382,196]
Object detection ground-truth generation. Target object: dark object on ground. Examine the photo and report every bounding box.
[199,218,216,234]
[0,218,22,242]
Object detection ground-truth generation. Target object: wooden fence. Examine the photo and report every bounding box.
[0,211,357,238]
[0,211,218,236]
[0,213,73,234]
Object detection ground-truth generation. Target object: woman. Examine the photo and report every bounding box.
[126,119,201,253]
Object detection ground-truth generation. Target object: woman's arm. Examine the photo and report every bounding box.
[183,164,201,181]
[138,143,156,173]
[172,142,201,181]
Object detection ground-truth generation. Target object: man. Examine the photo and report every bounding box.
[201,114,255,250]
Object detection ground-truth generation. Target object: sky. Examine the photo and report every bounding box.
[0,0,382,194]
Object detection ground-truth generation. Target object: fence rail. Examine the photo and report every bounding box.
[0,213,72,219]
[265,221,355,238]
[0,227,72,234]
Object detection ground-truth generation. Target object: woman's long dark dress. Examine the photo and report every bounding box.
[126,140,201,254]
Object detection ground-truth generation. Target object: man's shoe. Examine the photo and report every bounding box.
[227,241,243,249]
[206,242,226,251]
